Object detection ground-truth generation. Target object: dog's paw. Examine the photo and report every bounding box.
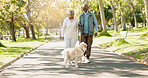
[75,66,79,68]
[65,66,69,68]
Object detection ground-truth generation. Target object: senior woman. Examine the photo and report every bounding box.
[61,10,78,49]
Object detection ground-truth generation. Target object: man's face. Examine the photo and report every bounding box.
[70,13,74,18]
[83,5,89,13]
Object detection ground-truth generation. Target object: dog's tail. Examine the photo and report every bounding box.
[61,49,69,55]
[61,49,69,58]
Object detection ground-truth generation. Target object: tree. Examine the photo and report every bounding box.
[144,0,148,34]
[98,0,107,32]
[0,0,27,41]
[129,0,138,28]
[109,0,119,32]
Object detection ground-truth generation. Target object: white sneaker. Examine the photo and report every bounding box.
[85,59,90,63]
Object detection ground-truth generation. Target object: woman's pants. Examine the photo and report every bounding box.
[64,38,77,49]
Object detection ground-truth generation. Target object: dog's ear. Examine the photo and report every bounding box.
[84,44,87,47]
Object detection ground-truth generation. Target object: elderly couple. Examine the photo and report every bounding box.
[61,4,98,63]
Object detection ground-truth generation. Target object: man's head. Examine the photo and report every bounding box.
[69,10,74,18]
[83,4,89,13]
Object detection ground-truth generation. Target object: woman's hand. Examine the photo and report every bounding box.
[62,37,64,40]
[78,23,81,29]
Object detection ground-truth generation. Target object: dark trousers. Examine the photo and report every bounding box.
[81,33,93,59]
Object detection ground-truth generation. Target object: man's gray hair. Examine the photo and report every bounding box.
[68,10,74,15]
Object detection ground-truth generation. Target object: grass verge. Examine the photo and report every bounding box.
[0,37,51,66]
[95,28,148,61]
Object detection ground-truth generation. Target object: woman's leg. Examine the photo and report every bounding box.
[64,38,70,49]
[70,38,77,48]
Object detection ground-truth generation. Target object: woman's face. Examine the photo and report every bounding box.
[69,13,74,18]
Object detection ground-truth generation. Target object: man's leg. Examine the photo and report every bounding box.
[86,35,93,59]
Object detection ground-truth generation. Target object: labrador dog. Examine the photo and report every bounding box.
[61,42,87,68]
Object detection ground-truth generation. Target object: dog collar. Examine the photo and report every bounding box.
[81,49,85,52]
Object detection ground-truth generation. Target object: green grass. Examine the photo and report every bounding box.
[99,39,129,47]
[95,27,148,61]
[0,42,6,47]
[124,48,148,60]
[0,36,51,66]
[97,32,112,37]
[128,27,147,32]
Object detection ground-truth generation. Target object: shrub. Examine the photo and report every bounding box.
[98,32,112,37]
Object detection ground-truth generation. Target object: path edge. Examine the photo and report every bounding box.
[0,43,44,72]
[96,46,148,66]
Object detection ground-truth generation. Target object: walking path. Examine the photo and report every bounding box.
[0,37,148,78]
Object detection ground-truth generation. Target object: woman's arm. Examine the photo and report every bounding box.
[61,19,66,38]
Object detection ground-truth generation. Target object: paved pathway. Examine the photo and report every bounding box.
[0,37,148,78]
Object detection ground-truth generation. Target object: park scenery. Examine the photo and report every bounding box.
[0,0,148,78]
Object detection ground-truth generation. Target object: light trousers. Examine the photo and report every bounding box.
[64,38,77,49]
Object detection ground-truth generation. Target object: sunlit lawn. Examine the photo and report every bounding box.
[94,27,148,60]
[0,37,51,66]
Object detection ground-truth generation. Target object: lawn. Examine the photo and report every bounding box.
[0,37,51,66]
[94,27,148,61]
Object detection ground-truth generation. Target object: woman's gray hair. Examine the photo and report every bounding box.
[68,10,74,15]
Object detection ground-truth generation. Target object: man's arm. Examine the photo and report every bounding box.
[93,14,98,33]
[78,15,81,29]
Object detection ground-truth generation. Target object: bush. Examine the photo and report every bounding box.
[129,27,147,32]
[98,32,112,37]
[140,33,148,38]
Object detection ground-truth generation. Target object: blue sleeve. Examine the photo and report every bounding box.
[79,15,81,24]
[93,14,98,32]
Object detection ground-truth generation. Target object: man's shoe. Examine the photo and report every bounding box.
[85,59,90,63]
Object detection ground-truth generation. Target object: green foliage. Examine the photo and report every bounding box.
[97,32,112,37]
[129,27,147,32]
[140,33,148,37]
[0,42,6,47]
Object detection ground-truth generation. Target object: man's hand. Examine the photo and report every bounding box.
[62,37,64,40]
[78,23,81,29]
[94,32,97,37]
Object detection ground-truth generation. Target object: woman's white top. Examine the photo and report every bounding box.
[61,17,78,39]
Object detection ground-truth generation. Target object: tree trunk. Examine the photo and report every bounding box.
[26,0,36,39]
[121,8,126,30]
[0,32,2,40]
[129,0,138,28]
[30,24,36,39]
[98,0,107,32]
[110,0,118,32]
[141,8,146,27]
[46,17,49,35]
[23,24,30,38]
[144,0,148,34]
[10,15,16,41]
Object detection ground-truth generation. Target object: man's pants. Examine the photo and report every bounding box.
[64,38,77,49]
[81,33,93,59]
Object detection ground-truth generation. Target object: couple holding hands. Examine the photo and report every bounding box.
[61,4,98,63]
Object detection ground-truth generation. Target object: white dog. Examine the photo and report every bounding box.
[61,42,87,68]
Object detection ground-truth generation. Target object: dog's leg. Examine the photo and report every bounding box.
[80,58,82,65]
[75,58,79,68]
[68,57,72,66]
[64,56,69,68]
